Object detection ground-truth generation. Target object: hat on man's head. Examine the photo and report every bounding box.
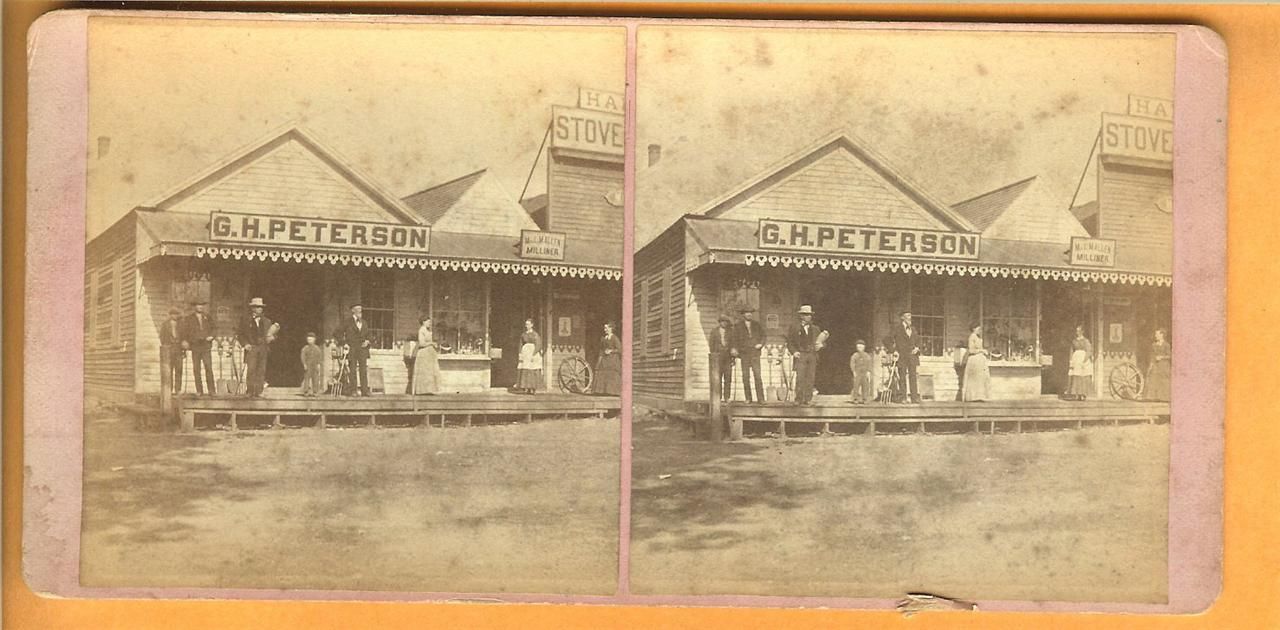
[350,303,362,310]
[718,313,733,324]
[739,306,757,313]
[797,305,814,315]
[248,297,265,307]
[168,306,182,315]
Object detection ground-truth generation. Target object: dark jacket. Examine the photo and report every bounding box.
[710,325,736,357]
[236,314,275,348]
[786,321,824,354]
[160,318,183,350]
[180,312,215,350]
[892,323,921,367]
[733,319,765,357]
[338,316,373,360]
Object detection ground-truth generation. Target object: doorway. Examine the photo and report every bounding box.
[248,264,323,389]
[489,275,543,389]
[799,273,874,395]
[1040,283,1094,395]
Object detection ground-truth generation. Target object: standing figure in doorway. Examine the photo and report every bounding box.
[711,314,737,402]
[594,322,622,396]
[786,305,824,405]
[962,323,991,402]
[515,318,543,394]
[160,306,185,395]
[300,332,325,397]
[1144,328,1172,401]
[1065,325,1095,401]
[734,308,766,403]
[849,339,874,404]
[236,297,274,398]
[181,301,217,396]
[412,316,441,395]
[339,304,373,396]
[893,311,923,403]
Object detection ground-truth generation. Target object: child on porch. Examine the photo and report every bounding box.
[300,332,325,397]
[849,339,874,404]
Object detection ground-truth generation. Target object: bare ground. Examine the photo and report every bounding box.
[80,409,620,594]
[629,412,1169,603]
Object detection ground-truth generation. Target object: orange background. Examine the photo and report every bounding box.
[4,3,1274,628]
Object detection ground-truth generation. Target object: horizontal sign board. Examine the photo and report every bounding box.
[551,105,624,157]
[1101,112,1173,164]
[520,230,566,261]
[1127,95,1173,121]
[757,219,980,260]
[578,87,624,114]
[209,211,429,253]
[1069,236,1116,268]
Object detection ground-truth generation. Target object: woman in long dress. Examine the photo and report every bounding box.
[1144,328,1172,401]
[594,323,622,396]
[962,323,991,402]
[515,319,543,394]
[1066,325,1094,401]
[412,317,441,395]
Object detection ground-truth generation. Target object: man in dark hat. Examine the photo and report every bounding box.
[236,297,274,397]
[181,300,217,396]
[160,306,185,395]
[338,304,373,396]
[710,313,737,402]
[893,310,923,403]
[786,305,825,405]
[733,307,765,403]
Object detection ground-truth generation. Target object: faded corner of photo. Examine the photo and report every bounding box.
[629,24,1173,604]
[79,15,626,596]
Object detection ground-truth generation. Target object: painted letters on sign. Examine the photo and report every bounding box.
[757,219,980,260]
[551,106,624,157]
[520,230,567,261]
[1070,237,1117,268]
[1101,113,1173,164]
[209,211,430,253]
[1127,95,1173,121]
[578,88,624,114]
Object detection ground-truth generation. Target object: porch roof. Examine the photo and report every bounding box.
[682,216,1171,287]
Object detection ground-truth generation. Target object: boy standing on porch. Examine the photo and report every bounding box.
[849,339,874,404]
[300,332,325,397]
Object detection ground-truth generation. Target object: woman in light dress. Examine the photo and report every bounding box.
[1144,328,1172,401]
[962,323,991,402]
[412,316,441,395]
[1065,325,1094,401]
[515,318,543,394]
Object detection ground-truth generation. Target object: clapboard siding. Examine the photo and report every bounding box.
[722,147,948,230]
[547,153,623,247]
[632,221,686,401]
[1096,161,1173,251]
[84,214,137,398]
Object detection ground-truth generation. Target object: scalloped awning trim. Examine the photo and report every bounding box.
[741,253,1171,287]
[195,246,622,281]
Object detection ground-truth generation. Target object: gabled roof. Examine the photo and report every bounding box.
[952,176,1089,243]
[952,176,1037,232]
[402,169,488,224]
[692,128,977,233]
[143,124,424,225]
[402,169,538,238]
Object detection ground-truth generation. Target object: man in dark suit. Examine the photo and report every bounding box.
[339,304,373,396]
[786,305,824,405]
[733,307,766,403]
[710,313,737,402]
[236,297,274,398]
[893,310,923,403]
[181,300,217,396]
[160,306,185,395]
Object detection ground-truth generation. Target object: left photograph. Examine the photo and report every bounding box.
[81,17,625,594]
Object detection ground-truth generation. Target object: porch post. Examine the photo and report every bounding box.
[543,276,555,392]
[709,352,724,441]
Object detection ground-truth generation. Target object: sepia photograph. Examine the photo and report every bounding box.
[79,16,625,594]
[630,26,1175,602]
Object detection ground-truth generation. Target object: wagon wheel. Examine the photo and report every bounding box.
[1109,363,1145,400]
[557,356,593,394]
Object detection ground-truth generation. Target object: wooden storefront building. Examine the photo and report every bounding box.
[633,124,1172,412]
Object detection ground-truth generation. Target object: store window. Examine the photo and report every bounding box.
[982,279,1037,362]
[360,271,396,350]
[95,267,115,346]
[909,275,946,356]
[432,273,487,355]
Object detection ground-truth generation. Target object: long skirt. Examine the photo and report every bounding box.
[595,353,622,396]
[412,346,441,395]
[1145,358,1171,401]
[516,343,543,390]
[1066,349,1093,398]
[962,353,991,401]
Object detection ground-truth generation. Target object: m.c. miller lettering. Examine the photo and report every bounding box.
[210,211,430,254]
[757,219,980,260]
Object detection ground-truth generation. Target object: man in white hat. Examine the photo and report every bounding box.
[786,305,825,405]
[236,297,274,397]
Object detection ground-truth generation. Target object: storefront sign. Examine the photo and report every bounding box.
[520,230,566,261]
[1127,95,1173,121]
[757,219,979,260]
[551,106,624,157]
[1070,237,1117,268]
[578,88,624,114]
[209,211,430,253]
[1100,112,1173,164]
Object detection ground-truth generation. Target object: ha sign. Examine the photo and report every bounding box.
[1101,112,1173,165]
[551,106,624,157]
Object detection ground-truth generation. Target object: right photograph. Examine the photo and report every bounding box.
[630,26,1174,602]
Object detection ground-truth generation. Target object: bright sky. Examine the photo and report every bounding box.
[636,26,1174,246]
[87,17,624,239]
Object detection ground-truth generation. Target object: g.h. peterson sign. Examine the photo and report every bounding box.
[209,211,430,253]
[757,219,980,260]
